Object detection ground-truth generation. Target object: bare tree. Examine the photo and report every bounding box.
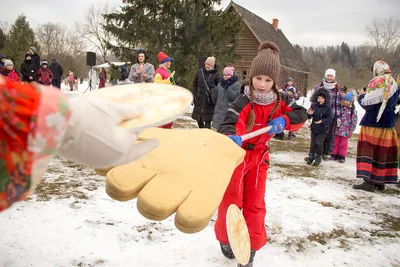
[366,17,400,57]
[36,22,86,58]
[77,4,114,63]
[0,21,10,34]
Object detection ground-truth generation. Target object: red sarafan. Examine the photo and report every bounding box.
[0,78,40,212]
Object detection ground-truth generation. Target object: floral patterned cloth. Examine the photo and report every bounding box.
[0,76,71,212]
[361,60,397,122]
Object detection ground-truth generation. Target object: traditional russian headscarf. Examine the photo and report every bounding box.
[361,60,398,122]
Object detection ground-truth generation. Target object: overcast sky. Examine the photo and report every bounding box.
[1,0,398,47]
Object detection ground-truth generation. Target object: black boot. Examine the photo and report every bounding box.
[375,183,385,191]
[304,154,315,165]
[312,155,322,166]
[237,249,256,267]
[220,242,235,259]
[273,132,285,140]
[353,180,376,192]
[288,131,295,140]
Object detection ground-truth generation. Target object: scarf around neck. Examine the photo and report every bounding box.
[323,80,337,90]
[361,60,398,122]
[244,86,277,105]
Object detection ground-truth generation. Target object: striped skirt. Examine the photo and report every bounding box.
[357,126,398,184]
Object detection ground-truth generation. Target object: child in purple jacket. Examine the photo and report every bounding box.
[330,92,358,163]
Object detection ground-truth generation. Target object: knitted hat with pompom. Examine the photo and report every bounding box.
[249,41,281,83]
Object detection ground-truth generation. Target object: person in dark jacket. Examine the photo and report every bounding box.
[304,88,333,166]
[49,59,63,88]
[21,53,38,83]
[313,69,341,160]
[191,56,221,129]
[28,46,41,70]
[286,87,300,140]
[119,65,128,81]
[211,67,240,130]
[0,54,6,67]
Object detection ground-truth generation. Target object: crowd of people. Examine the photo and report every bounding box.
[0,39,399,267]
[0,47,64,88]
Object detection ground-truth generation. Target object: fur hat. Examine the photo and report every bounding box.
[287,86,295,94]
[205,56,216,68]
[4,59,13,66]
[311,88,331,106]
[249,41,280,83]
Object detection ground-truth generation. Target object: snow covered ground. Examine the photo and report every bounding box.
[0,85,399,267]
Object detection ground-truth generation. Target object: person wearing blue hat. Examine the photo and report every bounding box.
[329,91,358,163]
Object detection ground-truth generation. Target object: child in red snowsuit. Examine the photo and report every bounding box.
[214,42,307,267]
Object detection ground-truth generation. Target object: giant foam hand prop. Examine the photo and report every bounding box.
[96,128,245,234]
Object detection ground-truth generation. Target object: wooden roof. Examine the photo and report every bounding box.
[227,2,310,73]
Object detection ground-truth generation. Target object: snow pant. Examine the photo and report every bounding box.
[331,135,349,160]
[215,146,269,251]
[323,120,335,156]
[68,81,74,91]
[197,120,211,129]
[52,78,61,89]
[310,132,326,156]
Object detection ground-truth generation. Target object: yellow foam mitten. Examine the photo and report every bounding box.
[100,128,245,234]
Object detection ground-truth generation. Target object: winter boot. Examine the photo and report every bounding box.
[329,155,337,161]
[288,131,295,140]
[304,154,315,165]
[220,242,235,259]
[312,155,322,166]
[322,154,329,161]
[339,158,345,163]
[353,180,376,192]
[237,249,256,267]
[273,133,285,140]
[375,183,385,191]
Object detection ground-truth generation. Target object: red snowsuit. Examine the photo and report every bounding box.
[214,93,307,251]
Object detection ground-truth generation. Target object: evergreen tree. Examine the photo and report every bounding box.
[1,15,39,67]
[0,28,5,50]
[103,0,241,88]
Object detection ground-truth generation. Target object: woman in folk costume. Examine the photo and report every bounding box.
[129,50,155,83]
[153,51,175,84]
[154,51,176,128]
[354,60,399,192]
[214,42,307,267]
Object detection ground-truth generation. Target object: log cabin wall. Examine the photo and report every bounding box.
[231,21,309,96]
[233,24,259,82]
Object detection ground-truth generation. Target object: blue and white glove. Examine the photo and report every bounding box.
[228,135,242,146]
[267,116,286,135]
